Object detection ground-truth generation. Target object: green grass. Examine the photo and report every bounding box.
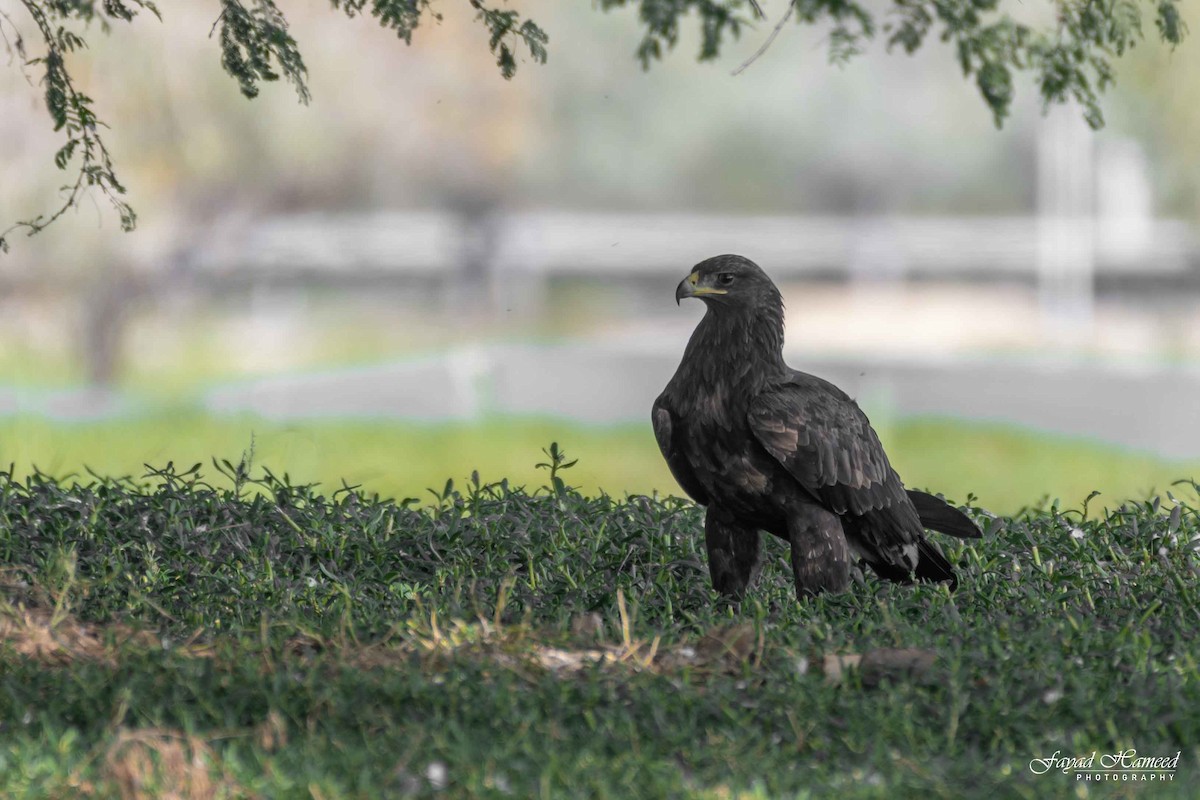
[1,462,1198,798]
[1,411,1196,515]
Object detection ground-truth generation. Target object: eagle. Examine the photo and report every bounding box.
[653,254,981,599]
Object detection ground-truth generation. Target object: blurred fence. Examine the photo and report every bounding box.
[184,212,1200,305]
[6,210,1199,389]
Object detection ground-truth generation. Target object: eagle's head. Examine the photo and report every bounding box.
[675,254,782,313]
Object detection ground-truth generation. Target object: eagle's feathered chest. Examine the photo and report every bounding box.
[657,303,799,521]
[665,333,791,518]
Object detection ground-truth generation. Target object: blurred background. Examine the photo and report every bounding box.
[2,0,1199,513]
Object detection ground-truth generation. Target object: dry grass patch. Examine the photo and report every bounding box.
[277,617,766,678]
[0,601,159,667]
[0,592,213,667]
[99,728,250,800]
[2,590,935,696]
[279,588,770,680]
[4,580,936,693]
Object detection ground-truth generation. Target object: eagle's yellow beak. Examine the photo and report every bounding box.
[675,271,727,305]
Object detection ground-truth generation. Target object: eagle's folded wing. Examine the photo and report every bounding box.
[747,374,912,520]
[652,394,710,505]
[745,372,951,586]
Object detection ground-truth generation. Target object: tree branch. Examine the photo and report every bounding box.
[732,0,795,75]
[1,0,1192,253]
[1,0,136,254]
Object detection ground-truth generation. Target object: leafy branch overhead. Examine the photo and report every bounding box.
[0,0,1190,252]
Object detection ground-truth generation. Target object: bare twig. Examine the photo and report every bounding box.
[208,6,227,38]
[732,0,796,76]
[0,9,25,64]
[747,0,765,20]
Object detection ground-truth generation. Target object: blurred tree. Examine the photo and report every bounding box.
[0,0,1189,252]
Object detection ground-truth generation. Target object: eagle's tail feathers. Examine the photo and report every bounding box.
[914,538,957,591]
[906,489,982,539]
[862,538,958,591]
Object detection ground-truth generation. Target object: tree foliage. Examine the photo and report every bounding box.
[0,0,1189,252]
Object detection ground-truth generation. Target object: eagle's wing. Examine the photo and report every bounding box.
[747,372,910,518]
[747,372,950,581]
[652,394,710,505]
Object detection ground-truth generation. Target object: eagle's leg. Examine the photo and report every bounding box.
[786,504,852,598]
[703,508,761,599]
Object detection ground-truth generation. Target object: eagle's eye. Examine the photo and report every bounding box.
[717,272,735,286]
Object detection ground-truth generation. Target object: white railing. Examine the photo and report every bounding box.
[189,211,1199,284]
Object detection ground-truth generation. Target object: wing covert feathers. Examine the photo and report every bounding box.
[746,375,906,517]
[652,397,710,505]
[747,374,962,586]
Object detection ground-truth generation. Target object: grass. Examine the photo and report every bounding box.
[1,411,1197,515]
[1,456,1199,798]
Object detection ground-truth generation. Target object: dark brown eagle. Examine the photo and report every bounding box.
[653,254,981,599]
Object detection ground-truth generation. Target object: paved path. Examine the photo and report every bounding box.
[4,342,1195,460]
[198,343,1200,461]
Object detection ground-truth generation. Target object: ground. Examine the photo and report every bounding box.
[1,461,1197,798]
